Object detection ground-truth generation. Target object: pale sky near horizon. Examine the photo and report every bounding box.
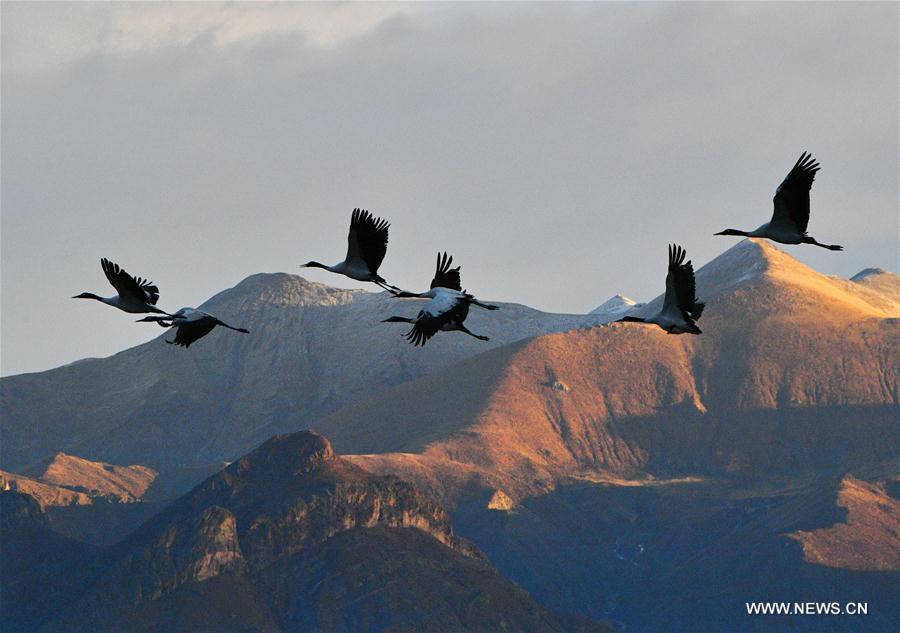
[2,2,898,376]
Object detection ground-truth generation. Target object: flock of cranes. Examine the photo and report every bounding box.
[74,152,842,347]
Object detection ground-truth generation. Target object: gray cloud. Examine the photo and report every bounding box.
[2,2,897,375]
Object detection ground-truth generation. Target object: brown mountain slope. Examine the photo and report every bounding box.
[2,454,162,547]
[32,452,157,502]
[3,452,158,508]
[789,475,900,571]
[313,240,897,503]
[52,431,608,633]
[0,469,92,508]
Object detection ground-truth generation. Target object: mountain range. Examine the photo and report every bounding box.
[1,274,618,481]
[1,238,897,632]
[315,240,897,502]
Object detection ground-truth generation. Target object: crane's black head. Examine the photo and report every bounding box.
[714,229,750,237]
[301,261,328,269]
[72,292,102,301]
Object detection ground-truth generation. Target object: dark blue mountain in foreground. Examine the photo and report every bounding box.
[24,432,608,633]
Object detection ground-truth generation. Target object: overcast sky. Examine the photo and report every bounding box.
[2,2,897,376]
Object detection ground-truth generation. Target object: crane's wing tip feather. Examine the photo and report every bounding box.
[668,243,687,268]
[793,152,820,173]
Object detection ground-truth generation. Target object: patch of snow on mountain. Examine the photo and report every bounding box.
[588,295,643,323]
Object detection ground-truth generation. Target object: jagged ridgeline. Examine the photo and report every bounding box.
[36,432,608,633]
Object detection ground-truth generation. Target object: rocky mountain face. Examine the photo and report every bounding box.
[46,431,608,633]
[0,274,597,482]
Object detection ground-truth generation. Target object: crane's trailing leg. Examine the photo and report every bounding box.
[802,236,843,251]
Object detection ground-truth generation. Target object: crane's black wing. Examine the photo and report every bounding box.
[405,296,468,347]
[430,252,462,291]
[771,152,820,235]
[101,258,160,305]
[665,244,704,320]
[167,316,218,348]
[345,208,390,274]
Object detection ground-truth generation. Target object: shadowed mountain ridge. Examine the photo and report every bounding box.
[46,431,609,633]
